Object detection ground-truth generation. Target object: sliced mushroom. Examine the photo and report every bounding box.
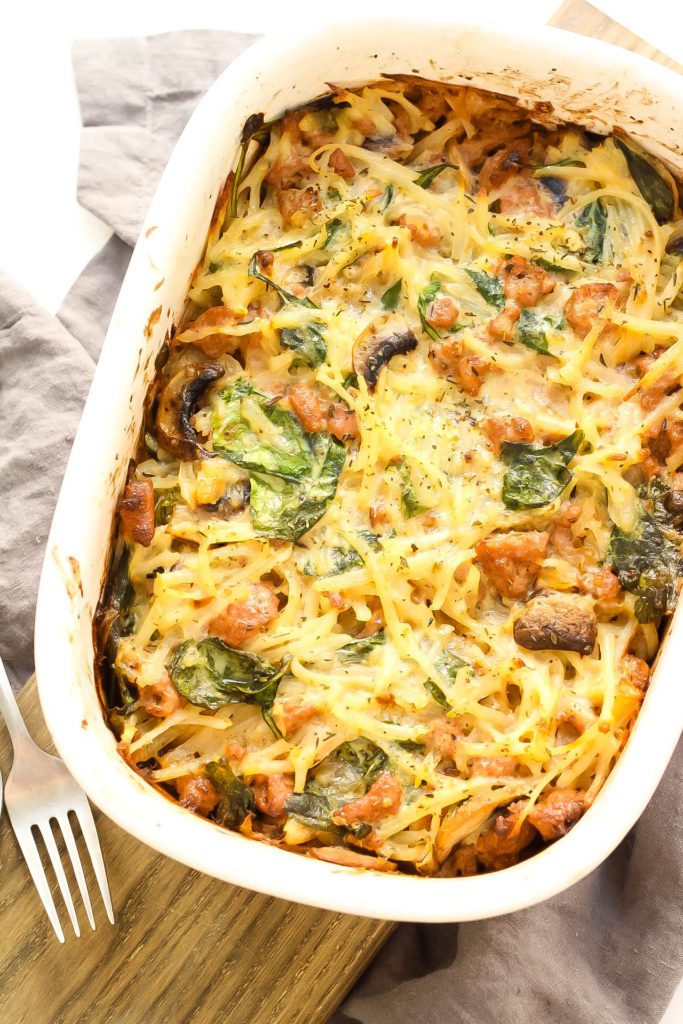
[156,361,225,460]
[352,313,418,390]
[513,592,597,655]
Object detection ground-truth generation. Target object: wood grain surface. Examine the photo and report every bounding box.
[0,6,678,1024]
[0,679,394,1024]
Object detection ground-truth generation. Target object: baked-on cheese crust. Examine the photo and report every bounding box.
[98,78,683,876]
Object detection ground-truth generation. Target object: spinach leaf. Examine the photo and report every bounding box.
[211,378,312,480]
[534,157,585,169]
[380,184,394,211]
[396,739,426,753]
[167,637,285,735]
[607,484,683,622]
[249,432,346,541]
[100,547,138,713]
[286,737,389,835]
[205,759,255,827]
[248,252,317,309]
[229,113,275,218]
[414,162,458,189]
[154,486,180,526]
[501,430,583,510]
[280,322,327,368]
[343,371,359,390]
[312,530,381,577]
[381,279,402,311]
[516,309,562,356]
[532,257,575,274]
[576,199,608,264]
[338,630,386,662]
[615,139,675,224]
[466,269,505,310]
[424,649,470,709]
[417,279,442,342]
[323,219,344,248]
[398,461,428,519]
[336,737,389,785]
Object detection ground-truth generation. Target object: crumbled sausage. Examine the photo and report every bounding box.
[579,564,621,600]
[468,756,518,777]
[487,300,521,341]
[564,282,620,338]
[288,381,359,440]
[329,147,355,180]
[176,774,220,816]
[499,256,554,308]
[209,582,279,648]
[276,701,317,735]
[425,717,462,762]
[119,479,155,547]
[139,670,185,718]
[484,415,534,453]
[397,213,440,247]
[251,773,294,818]
[620,654,650,693]
[499,176,554,217]
[475,530,549,600]
[478,140,531,191]
[429,339,490,395]
[426,297,460,329]
[278,187,322,226]
[336,773,402,825]
[527,788,586,841]
[475,800,536,870]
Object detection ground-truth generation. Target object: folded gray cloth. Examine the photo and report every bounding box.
[0,29,680,1024]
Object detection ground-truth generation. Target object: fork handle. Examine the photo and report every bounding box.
[0,657,33,750]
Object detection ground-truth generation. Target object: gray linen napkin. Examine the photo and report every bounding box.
[0,29,680,1024]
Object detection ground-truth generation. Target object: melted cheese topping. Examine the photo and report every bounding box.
[103,79,683,875]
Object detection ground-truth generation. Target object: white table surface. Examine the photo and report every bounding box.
[2,1,681,1019]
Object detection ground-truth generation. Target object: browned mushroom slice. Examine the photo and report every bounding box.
[156,361,225,460]
[352,313,418,389]
[513,592,597,655]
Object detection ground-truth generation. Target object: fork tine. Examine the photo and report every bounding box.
[38,821,80,938]
[74,803,115,924]
[56,814,95,931]
[12,825,65,943]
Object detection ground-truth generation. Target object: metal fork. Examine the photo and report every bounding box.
[0,657,114,941]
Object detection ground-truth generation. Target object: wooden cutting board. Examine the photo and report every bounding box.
[0,8,678,1024]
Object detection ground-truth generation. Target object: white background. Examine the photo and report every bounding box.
[1,1,681,1019]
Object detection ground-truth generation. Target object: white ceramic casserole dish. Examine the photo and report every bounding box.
[35,16,683,922]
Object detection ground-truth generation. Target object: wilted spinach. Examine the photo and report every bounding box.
[576,199,608,264]
[205,758,255,827]
[323,218,344,248]
[154,486,180,526]
[615,139,675,225]
[338,630,387,662]
[308,530,382,577]
[167,637,285,735]
[414,162,458,189]
[607,481,683,622]
[211,378,313,480]
[229,113,275,218]
[466,269,505,311]
[249,431,346,541]
[516,309,563,356]
[381,278,403,311]
[417,279,442,342]
[247,252,317,309]
[398,461,428,519]
[285,737,390,836]
[501,430,583,510]
[280,322,327,368]
[380,184,394,211]
[99,546,137,713]
[424,649,470,709]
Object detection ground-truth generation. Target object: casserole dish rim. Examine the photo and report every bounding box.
[35,15,683,922]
